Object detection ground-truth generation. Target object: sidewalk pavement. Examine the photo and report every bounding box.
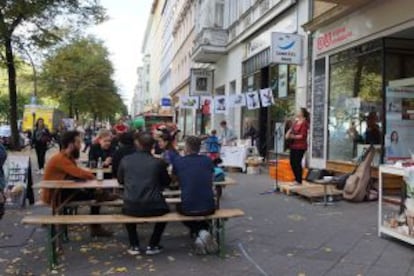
[0,153,413,275]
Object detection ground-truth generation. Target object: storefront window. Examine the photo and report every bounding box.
[383,39,414,160]
[328,44,383,161]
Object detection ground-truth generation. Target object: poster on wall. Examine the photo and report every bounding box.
[278,65,288,98]
[190,69,213,96]
[260,88,275,107]
[214,96,227,114]
[180,96,199,109]
[200,96,213,115]
[246,91,260,110]
[385,87,414,160]
[229,94,246,108]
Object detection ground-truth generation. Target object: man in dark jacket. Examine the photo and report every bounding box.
[117,132,170,256]
[111,132,136,178]
[173,136,218,255]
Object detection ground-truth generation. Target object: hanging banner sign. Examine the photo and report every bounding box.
[259,88,275,107]
[229,94,246,108]
[271,32,303,65]
[190,69,214,96]
[246,91,261,110]
[214,96,227,114]
[179,96,199,109]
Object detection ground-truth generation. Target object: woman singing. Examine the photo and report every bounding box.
[285,108,310,185]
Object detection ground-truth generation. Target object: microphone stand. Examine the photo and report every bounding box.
[260,120,282,195]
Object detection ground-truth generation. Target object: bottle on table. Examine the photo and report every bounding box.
[96,157,104,181]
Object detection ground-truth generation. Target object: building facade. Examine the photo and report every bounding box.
[192,0,312,156]
[130,67,144,116]
[170,0,197,135]
[305,0,414,168]
[141,0,165,113]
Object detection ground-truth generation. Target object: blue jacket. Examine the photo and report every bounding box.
[205,135,220,153]
[173,154,215,213]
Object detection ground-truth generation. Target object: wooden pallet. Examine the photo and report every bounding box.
[278,181,313,195]
[295,183,343,202]
[278,181,342,198]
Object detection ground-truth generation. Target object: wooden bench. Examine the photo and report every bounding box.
[22,208,245,269]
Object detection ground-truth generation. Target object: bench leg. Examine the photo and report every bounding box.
[47,225,58,270]
[214,218,226,258]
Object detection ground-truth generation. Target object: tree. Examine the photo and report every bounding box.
[41,37,126,121]
[0,0,106,149]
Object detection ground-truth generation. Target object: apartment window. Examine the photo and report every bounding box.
[215,1,225,28]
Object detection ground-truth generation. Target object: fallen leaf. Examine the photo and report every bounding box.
[298,273,306,276]
[11,257,21,264]
[288,229,294,233]
[50,270,59,275]
[167,256,175,262]
[91,271,101,276]
[115,267,128,273]
[288,214,305,221]
[324,247,332,253]
[21,248,32,255]
[149,268,156,272]
[245,230,253,233]
[287,253,294,257]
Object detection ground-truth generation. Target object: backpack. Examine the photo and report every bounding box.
[214,167,225,182]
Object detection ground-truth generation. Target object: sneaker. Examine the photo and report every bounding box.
[194,237,207,255]
[145,245,163,255]
[40,169,44,175]
[198,230,218,254]
[127,246,141,256]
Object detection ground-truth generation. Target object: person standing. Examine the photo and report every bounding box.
[243,118,258,147]
[285,108,310,185]
[113,118,129,135]
[82,125,93,153]
[0,139,7,219]
[218,120,237,146]
[173,136,218,255]
[33,118,51,175]
[117,132,171,256]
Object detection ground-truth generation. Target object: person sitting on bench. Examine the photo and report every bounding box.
[117,132,171,256]
[172,136,218,255]
[42,130,113,237]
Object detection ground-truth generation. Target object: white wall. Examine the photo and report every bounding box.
[211,43,245,138]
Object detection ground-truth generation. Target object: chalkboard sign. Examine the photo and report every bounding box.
[311,58,326,159]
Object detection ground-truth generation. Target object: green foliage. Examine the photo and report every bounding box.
[0,0,106,148]
[0,92,30,123]
[41,37,127,120]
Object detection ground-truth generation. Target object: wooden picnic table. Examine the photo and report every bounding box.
[35,179,120,215]
[35,176,238,213]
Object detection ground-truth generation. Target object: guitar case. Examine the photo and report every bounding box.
[343,146,376,202]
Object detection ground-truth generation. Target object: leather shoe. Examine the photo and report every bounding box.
[90,225,113,237]
[95,191,119,202]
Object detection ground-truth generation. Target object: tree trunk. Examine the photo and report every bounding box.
[5,37,20,150]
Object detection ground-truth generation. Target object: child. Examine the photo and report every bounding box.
[205,130,220,160]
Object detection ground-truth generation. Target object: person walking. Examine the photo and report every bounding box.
[0,139,7,219]
[33,118,51,175]
[285,108,310,185]
[117,132,171,256]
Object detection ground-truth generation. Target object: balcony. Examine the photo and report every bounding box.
[192,28,228,63]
